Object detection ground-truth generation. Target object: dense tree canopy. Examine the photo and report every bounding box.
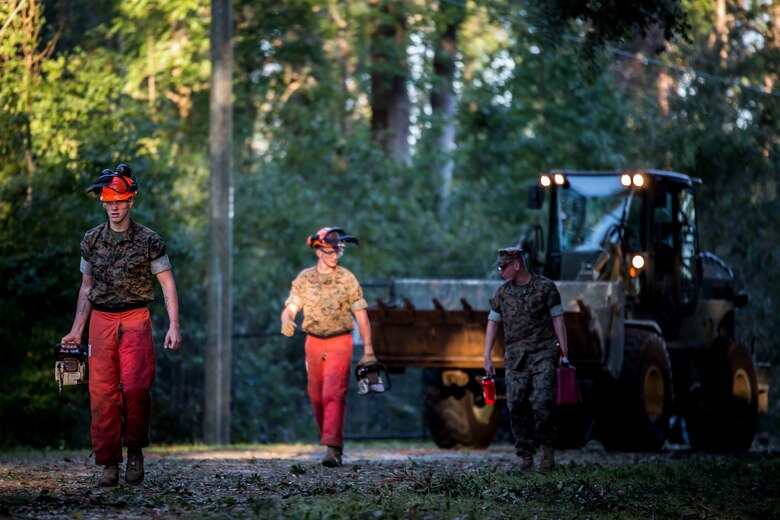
[1,0,777,447]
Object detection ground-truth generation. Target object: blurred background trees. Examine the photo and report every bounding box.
[0,0,777,448]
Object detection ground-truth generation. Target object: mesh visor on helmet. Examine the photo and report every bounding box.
[308,227,359,249]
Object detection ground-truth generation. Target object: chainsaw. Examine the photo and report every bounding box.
[354,361,391,395]
[54,343,88,394]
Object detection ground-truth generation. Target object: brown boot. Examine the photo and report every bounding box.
[125,449,145,484]
[519,454,534,471]
[539,445,555,473]
[321,446,342,468]
[98,465,119,487]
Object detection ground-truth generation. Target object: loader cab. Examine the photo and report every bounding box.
[647,179,700,333]
[529,170,701,339]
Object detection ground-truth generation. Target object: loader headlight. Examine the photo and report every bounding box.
[629,254,646,277]
[540,175,551,187]
[621,173,646,188]
[554,173,566,185]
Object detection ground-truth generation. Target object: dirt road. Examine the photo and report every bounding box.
[0,442,774,519]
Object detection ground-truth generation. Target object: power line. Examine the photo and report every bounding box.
[605,45,780,99]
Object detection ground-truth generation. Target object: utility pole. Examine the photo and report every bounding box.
[205,0,233,444]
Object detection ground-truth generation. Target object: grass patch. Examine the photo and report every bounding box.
[273,454,780,519]
[1,444,777,519]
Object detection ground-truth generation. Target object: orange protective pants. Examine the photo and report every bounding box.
[304,334,352,447]
[88,308,156,466]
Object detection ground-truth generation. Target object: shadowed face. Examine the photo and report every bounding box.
[102,199,133,227]
[316,245,341,270]
[498,259,519,281]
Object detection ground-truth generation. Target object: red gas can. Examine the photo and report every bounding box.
[556,363,582,406]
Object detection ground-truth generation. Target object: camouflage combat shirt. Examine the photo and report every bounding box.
[285,265,368,337]
[488,273,563,351]
[80,220,172,311]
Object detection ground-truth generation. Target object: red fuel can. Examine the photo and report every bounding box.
[556,363,582,406]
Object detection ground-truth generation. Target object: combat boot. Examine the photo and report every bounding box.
[539,445,555,473]
[98,464,119,487]
[519,454,534,471]
[125,449,145,484]
[321,446,343,468]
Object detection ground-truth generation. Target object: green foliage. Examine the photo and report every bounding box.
[616,0,780,363]
[531,0,691,61]
[0,0,778,448]
[0,0,210,447]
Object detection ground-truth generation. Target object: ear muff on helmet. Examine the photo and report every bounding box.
[307,227,360,249]
[115,163,136,182]
[86,164,139,201]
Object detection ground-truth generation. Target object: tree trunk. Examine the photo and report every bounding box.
[656,68,673,116]
[430,2,464,221]
[774,2,780,47]
[709,0,729,67]
[369,0,410,164]
[328,0,353,138]
[205,0,233,445]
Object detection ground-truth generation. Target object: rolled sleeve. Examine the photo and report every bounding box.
[286,276,305,310]
[488,309,503,322]
[150,254,172,275]
[80,257,92,275]
[285,293,303,310]
[148,233,167,261]
[350,297,368,313]
[346,274,365,312]
[545,282,563,317]
[549,304,564,317]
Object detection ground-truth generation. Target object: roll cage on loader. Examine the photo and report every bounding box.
[367,170,770,452]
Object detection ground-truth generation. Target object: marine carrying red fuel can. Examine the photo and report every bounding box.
[482,375,496,405]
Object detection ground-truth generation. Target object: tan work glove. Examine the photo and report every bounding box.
[358,352,377,367]
[281,318,297,337]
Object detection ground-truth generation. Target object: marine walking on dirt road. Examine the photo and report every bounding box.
[280,227,377,467]
[484,246,569,472]
[61,164,181,487]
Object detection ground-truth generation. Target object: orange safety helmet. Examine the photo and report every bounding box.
[86,163,138,201]
[307,227,359,249]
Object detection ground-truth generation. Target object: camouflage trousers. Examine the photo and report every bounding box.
[505,344,557,457]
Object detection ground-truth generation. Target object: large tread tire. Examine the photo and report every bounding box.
[685,338,758,453]
[423,369,501,449]
[597,328,673,451]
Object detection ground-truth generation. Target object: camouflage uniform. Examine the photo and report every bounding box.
[489,273,563,457]
[81,221,172,310]
[80,220,171,466]
[285,265,368,448]
[285,266,367,337]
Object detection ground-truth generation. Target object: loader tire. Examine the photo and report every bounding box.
[597,328,672,451]
[685,338,757,453]
[423,369,501,449]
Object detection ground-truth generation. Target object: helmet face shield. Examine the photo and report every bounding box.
[308,227,360,250]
